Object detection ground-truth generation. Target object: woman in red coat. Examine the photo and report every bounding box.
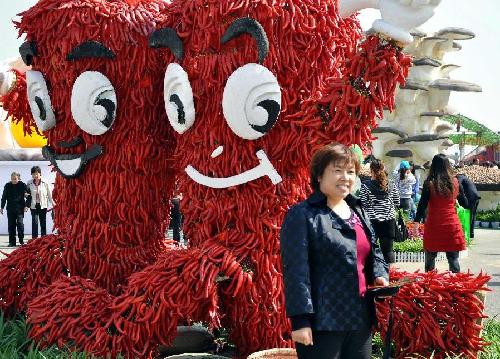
[415,154,468,273]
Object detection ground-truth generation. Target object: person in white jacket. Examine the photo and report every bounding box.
[395,161,416,215]
[26,166,55,238]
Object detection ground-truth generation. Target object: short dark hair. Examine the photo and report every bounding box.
[310,143,360,192]
[31,166,41,174]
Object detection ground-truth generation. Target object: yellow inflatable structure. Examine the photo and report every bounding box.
[9,118,47,148]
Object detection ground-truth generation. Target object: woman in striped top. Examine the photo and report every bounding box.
[360,160,400,266]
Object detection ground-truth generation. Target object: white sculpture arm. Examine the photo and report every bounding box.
[339,0,442,45]
[0,66,16,96]
[338,0,380,18]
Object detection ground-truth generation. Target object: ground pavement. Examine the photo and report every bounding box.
[0,229,498,317]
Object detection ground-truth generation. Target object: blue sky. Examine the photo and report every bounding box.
[1,0,498,132]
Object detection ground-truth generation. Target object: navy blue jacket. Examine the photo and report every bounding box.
[456,174,481,208]
[280,192,388,331]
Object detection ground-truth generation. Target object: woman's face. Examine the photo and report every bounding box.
[32,172,41,181]
[318,162,356,200]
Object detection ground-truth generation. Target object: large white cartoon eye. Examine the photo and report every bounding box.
[222,63,281,140]
[164,63,195,134]
[26,71,56,132]
[71,71,117,135]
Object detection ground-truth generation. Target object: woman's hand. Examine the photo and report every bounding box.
[291,327,313,346]
[374,277,389,286]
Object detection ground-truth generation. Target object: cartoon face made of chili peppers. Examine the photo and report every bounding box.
[21,7,170,181]
[13,0,174,292]
[152,20,283,189]
[151,1,361,248]
[25,42,115,178]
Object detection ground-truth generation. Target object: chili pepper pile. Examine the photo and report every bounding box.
[376,269,491,359]
[0,235,65,315]
[1,0,412,358]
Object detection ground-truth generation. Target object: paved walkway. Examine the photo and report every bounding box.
[1,229,499,317]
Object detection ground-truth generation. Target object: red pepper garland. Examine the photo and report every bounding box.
[0,0,490,358]
[0,68,36,136]
[377,269,491,359]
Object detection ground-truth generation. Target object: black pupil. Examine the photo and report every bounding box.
[34,96,46,121]
[251,99,280,134]
[95,98,115,128]
[169,94,185,124]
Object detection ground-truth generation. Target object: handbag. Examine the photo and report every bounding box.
[456,203,471,244]
[394,209,408,242]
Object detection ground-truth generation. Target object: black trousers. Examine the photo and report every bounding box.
[399,198,412,213]
[170,198,182,242]
[470,200,480,238]
[295,328,372,359]
[425,251,460,273]
[31,203,47,239]
[371,219,396,264]
[7,212,24,246]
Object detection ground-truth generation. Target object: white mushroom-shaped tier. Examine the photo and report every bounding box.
[440,64,461,79]
[409,57,441,83]
[418,111,448,134]
[433,28,475,60]
[428,79,482,111]
[415,36,447,59]
[371,127,407,160]
[397,134,449,162]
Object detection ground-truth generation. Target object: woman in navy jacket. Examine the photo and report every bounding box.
[280,143,389,359]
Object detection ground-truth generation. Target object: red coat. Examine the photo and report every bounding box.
[421,179,466,252]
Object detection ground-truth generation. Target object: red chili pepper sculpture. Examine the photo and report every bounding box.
[0,0,175,337]
[1,0,487,358]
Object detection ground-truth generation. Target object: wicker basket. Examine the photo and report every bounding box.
[247,348,298,359]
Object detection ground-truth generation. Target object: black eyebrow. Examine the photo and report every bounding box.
[221,18,269,64]
[148,28,184,61]
[66,41,116,61]
[19,41,37,66]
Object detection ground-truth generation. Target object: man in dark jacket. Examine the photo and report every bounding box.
[456,174,481,238]
[1,172,29,246]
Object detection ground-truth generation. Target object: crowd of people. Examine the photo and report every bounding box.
[0,166,55,247]
[280,143,480,359]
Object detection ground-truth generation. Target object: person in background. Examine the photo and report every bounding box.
[170,194,183,242]
[409,161,420,219]
[396,161,416,216]
[415,154,468,273]
[1,172,28,246]
[26,166,55,239]
[280,143,388,359]
[456,173,481,239]
[360,159,400,268]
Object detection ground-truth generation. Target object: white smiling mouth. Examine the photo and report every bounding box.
[42,144,103,179]
[185,150,282,188]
